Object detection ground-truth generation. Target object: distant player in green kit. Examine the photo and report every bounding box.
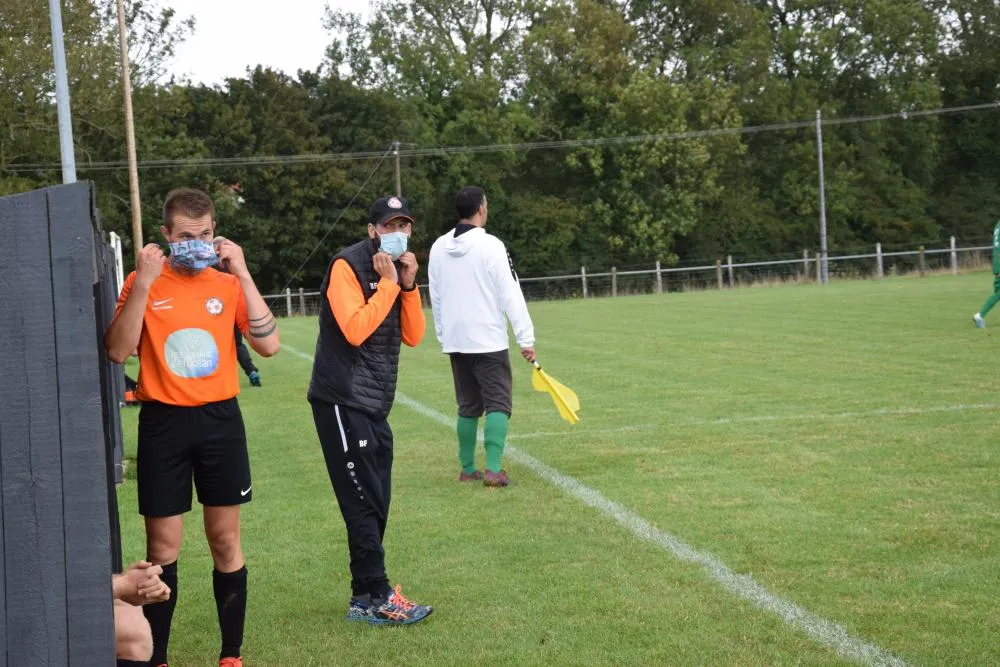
[973,219,1000,328]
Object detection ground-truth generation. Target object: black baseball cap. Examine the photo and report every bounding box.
[369,196,414,227]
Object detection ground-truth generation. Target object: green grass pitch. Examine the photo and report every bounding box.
[118,272,999,666]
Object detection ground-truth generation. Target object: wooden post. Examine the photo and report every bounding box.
[298,287,305,316]
[611,266,618,297]
[876,242,884,279]
[802,249,809,279]
[285,287,292,317]
[815,253,822,283]
[581,266,587,299]
[115,0,143,262]
[716,260,723,289]
[919,245,926,277]
[393,140,402,197]
[655,260,663,294]
[727,254,734,287]
[950,236,957,275]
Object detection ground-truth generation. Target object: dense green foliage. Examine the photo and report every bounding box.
[2,0,999,289]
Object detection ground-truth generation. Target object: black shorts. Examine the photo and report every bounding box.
[137,398,252,517]
[449,350,513,418]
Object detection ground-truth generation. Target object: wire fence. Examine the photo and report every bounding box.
[262,238,993,317]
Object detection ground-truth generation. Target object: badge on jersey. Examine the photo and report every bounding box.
[205,297,224,315]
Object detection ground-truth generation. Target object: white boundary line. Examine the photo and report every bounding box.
[484,403,1000,443]
[282,343,907,666]
[695,403,1000,426]
[280,344,316,362]
[508,424,656,440]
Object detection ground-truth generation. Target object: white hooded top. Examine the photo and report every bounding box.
[428,226,535,354]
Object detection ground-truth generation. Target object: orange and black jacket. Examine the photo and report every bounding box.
[307,238,424,419]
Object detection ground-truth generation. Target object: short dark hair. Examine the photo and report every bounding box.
[455,186,485,220]
[162,188,215,229]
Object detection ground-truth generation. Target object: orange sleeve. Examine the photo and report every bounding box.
[400,288,425,347]
[113,272,136,320]
[327,259,402,347]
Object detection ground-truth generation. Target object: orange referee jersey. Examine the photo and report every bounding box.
[114,264,250,406]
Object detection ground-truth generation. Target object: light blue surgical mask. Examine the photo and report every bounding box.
[378,232,408,260]
[169,239,220,272]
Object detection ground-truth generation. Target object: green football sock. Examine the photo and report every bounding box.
[457,416,479,473]
[484,412,509,473]
[980,289,1000,318]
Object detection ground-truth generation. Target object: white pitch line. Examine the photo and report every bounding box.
[281,344,316,362]
[282,343,907,666]
[508,424,656,440]
[697,402,1000,426]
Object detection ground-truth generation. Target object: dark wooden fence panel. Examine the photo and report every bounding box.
[96,220,126,574]
[0,189,69,666]
[0,181,122,665]
[47,184,117,664]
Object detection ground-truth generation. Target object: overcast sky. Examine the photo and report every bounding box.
[165,0,371,84]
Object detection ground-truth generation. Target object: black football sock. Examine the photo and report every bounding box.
[213,565,248,660]
[143,560,178,666]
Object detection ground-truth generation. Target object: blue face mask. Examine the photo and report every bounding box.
[169,239,220,271]
[378,232,408,260]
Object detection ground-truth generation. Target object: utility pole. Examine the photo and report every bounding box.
[48,0,76,183]
[115,0,143,260]
[816,109,829,284]
[393,140,401,197]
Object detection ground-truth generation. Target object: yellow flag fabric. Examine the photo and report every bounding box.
[531,364,580,424]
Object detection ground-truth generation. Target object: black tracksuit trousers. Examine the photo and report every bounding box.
[311,401,394,598]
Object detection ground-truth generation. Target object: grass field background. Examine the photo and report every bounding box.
[118,272,999,666]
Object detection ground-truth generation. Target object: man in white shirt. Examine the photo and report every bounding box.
[428,187,536,487]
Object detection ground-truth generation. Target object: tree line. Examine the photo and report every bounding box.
[2,0,998,291]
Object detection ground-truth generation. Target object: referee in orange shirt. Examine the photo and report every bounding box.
[105,188,280,667]
[308,195,433,625]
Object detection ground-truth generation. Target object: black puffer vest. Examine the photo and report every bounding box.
[307,239,402,419]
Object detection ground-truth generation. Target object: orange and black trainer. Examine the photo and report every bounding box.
[347,585,432,626]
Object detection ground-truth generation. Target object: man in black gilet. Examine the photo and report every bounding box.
[307,196,432,625]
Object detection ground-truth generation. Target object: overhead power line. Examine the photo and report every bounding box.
[280,145,394,289]
[3,101,998,174]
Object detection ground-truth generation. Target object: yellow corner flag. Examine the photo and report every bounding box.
[531,361,580,424]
